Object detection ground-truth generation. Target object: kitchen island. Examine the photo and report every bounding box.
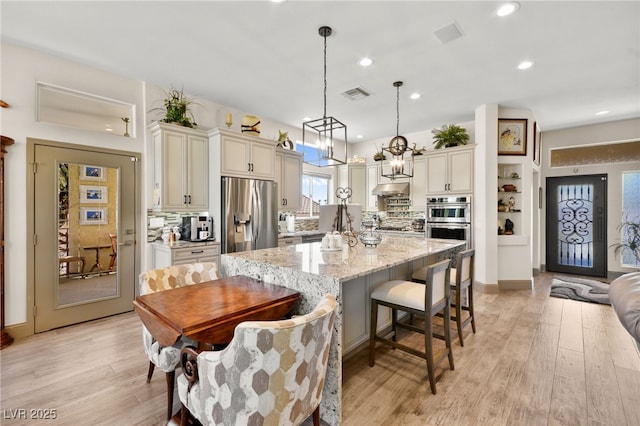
[220,236,465,425]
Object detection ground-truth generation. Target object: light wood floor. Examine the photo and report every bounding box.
[1,272,638,425]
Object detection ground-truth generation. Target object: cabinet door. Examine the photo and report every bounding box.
[282,153,302,210]
[366,164,379,211]
[250,141,276,179]
[186,134,209,210]
[162,131,188,209]
[348,165,366,207]
[411,157,427,211]
[426,152,448,195]
[221,136,251,176]
[275,152,285,208]
[448,149,473,194]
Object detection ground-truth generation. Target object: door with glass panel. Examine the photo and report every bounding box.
[546,174,607,277]
[33,143,137,332]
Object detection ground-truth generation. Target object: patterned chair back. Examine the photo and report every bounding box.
[181,294,337,426]
[139,262,219,295]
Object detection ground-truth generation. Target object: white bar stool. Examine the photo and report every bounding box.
[412,248,476,346]
[369,259,454,394]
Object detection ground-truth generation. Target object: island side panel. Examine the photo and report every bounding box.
[220,255,343,426]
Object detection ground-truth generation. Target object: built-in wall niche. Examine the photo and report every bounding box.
[36,82,136,137]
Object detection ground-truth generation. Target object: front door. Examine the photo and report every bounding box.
[32,141,138,332]
[546,174,607,277]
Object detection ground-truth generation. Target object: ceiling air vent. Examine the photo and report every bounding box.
[433,21,464,45]
[342,87,371,101]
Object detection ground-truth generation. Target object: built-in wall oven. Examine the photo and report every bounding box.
[426,196,472,248]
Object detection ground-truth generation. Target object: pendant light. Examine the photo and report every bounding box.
[381,81,413,179]
[302,26,347,167]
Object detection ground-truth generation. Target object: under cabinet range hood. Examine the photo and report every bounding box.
[371,182,410,196]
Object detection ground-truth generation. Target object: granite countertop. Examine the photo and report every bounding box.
[222,236,464,282]
[151,240,220,249]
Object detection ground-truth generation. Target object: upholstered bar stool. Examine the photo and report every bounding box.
[412,248,476,346]
[369,259,454,394]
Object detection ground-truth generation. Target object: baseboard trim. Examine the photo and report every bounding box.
[475,280,500,293]
[4,322,30,342]
[498,279,532,290]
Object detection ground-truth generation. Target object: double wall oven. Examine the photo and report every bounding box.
[426,196,472,248]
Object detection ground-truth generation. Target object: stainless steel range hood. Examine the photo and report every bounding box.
[371,182,410,196]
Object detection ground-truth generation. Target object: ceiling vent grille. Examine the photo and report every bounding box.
[433,21,464,44]
[342,87,371,101]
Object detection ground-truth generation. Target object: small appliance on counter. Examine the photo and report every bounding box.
[182,215,215,241]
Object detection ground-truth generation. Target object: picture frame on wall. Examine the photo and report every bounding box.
[498,118,528,155]
[79,185,108,203]
[533,122,541,165]
[79,207,108,225]
[80,165,106,181]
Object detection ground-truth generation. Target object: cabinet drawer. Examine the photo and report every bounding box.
[173,246,220,261]
[278,237,302,247]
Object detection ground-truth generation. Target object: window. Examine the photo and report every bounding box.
[298,174,330,216]
[618,171,640,267]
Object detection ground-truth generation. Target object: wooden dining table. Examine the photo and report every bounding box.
[133,275,301,348]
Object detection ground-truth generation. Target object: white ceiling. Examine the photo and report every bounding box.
[2,1,639,142]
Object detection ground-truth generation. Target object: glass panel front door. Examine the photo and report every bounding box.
[546,174,607,277]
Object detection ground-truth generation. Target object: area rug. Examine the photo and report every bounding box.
[550,275,611,305]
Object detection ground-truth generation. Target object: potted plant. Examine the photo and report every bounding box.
[611,216,640,266]
[373,144,386,161]
[150,87,198,128]
[432,124,469,149]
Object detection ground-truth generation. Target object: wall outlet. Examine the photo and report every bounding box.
[149,217,165,228]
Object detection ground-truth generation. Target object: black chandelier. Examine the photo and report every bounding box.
[302,26,347,167]
[381,81,414,179]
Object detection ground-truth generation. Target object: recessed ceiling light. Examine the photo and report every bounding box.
[303,116,311,122]
[271,0,287,3]
[357,134,363,139]
[359,57,372,67]
[518,60,534,70]
[410,92,421,100]
[497,2,520,17]
[595,110,610,116]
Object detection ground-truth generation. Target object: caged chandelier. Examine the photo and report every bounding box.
[302,26,347,167]
[381,81,414,179]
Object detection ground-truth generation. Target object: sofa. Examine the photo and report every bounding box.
[609,272,640,349]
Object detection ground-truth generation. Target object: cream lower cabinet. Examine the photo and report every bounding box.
[210,128,275,180]
[152,242,221,268]
[150,122,208,212]
[275,149,303,210]
[425,145,474,195]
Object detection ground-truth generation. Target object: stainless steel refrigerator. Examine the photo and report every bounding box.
[221,177,278,254]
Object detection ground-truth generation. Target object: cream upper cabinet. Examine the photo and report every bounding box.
[275,149,303,210]
[366,164,380,211]
[410,156,427,211]
[212,129,276,180]
[425,145,474,195]
[150,122,208,212]
[336,164,366,206]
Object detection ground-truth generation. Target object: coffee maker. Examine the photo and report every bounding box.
[182,216,215,241]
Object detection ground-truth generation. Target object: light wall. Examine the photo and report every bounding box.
[540,118,640,274]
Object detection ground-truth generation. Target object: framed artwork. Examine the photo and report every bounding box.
[533,122,541,165]
[79,207,108,225]
[79,185,108,203]
[498,118,528,155]
[80,165,106,181]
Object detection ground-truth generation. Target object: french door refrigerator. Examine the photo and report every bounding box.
[221,176,278,253]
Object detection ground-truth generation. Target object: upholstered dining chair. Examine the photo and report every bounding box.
[370,259,454,394]
[139,262,219,421]
[413,248,476,346]
[177,294,337,426]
